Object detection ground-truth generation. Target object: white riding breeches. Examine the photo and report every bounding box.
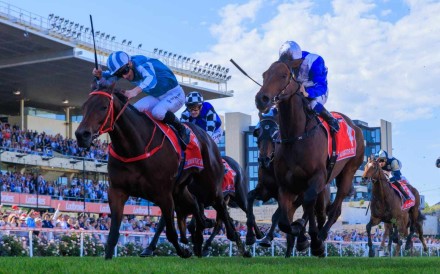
[208,127,224,145]
[133,85,185,120]
[308,91,328,111]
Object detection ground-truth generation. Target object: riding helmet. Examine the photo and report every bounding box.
[107,51,130,76]
[279,41,302,60]
[185,91,204,107]
[376,149,388,159]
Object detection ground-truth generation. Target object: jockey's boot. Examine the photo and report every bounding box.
[163,111,190,150]
[392,181,410,202]
[319,107,340,133]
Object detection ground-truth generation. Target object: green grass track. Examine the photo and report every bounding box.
[0,257,439,274]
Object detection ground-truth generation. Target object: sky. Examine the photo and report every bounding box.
[7,0,440,205]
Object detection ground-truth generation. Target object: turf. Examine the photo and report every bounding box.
[0,256,439,274]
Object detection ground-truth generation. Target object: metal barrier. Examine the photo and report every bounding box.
[1,227,439,258]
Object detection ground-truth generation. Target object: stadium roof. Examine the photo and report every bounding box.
[0,3,233,116]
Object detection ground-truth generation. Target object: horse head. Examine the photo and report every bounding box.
[75,82,125,148]
[255,60,303,113]
[361,158,386,185]
[253,113,278,169]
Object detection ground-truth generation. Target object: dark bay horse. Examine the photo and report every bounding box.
[141,155,255,257]
[75,84,241,259]
[362,158,427,257]
[255,60,364,256]
[247,113,331,257]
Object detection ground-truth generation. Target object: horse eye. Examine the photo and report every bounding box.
[101,106,108,111]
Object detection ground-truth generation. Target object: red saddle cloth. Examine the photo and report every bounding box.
[144,112,204,170]
[222,159,236,193]
[318,113,357,161]
[390,179,415,210]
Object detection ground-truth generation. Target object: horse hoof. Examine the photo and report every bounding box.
[246,234,256,246]
[311,241,325,257]
[284,252,291,258]
[296,239,310,252]
[202,249,210,257]
[405,242,413,250]
[369,249,375,257]
[258,237,272,248]
[140,248,155,257]
[243,251,252,258]
[180,248,193,259]
[290,219,305,236]
[255,230,265,240]
[180,238,189,245]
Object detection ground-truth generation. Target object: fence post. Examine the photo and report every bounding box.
[339,243,342,257]
[80,232,84,257]
[252,243,256,257]
[229,241,232,257]
[271,241,274,257]
[325,242,328,257]
[114,245,117,257]
[28,231,33,258]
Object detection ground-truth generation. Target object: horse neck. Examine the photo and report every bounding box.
[108,101,153,155]
[277,95,307,140]
[371,172,394,210]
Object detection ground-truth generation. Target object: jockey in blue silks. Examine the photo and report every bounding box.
[376,149,411,205]
[93,51,190,149]
[180,91,223,145]
[278,41,339,133]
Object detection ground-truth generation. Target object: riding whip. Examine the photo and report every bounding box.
[230,59,262,87]
[90,15,98,70]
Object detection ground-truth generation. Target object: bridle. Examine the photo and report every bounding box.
[270,61,302,105]
[257,118,278,169]
[89,91,129,136]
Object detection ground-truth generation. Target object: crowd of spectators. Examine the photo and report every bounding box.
[0,122,108,161]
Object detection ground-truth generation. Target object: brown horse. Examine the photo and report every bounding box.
[255,60,365,256]
[75,84,242,259]
[362,158,427,257]
[141,155,255,257]
[247,112,331,257]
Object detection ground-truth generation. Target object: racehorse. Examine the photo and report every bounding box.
[255,60,365,256]
[362,158,427,257]
[141,155,257,257]
[246,112,331,257]
[75,83,242,259]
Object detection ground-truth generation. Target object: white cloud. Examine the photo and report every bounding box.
[198,0,440,125]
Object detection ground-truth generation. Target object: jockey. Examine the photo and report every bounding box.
[278,41,340,133]
[180,91,223,145]
[376,149,411,205]
[93,51,190,149]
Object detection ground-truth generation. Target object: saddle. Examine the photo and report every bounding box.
[390,179,415,210]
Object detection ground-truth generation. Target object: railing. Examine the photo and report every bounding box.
[0,1,233,93]
[1,227,439,258]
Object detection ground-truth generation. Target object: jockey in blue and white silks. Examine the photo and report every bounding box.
[376,149,411,205]
[279,41,339,133]
[93,51,190,148]
[181,91,223,145]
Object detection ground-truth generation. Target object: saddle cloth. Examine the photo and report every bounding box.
[144,112,204,170]
[390,178,415,210]
[319,113,357,161]
[222,159,236,194]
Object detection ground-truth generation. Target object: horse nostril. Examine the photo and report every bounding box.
[262,95,269,104]
[82,131,92,139]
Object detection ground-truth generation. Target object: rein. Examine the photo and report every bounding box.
[89,91,129,135]
[89,91,167,163]
[269,62,320,144]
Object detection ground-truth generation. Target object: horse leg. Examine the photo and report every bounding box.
[405,219,415,251]
[366,217,380,257]
[277,189,296,236]
[259,207,280,247]
[105,188,128,260]
[140,216,166,257]
[202,215,221,257]
[319,173,352,241]
[213,197,245,256]
[176,210,189,245]
[160,196,192,258]
[303,178,325,257]
[177,190,205,257]
[245,190,257,245]
[284,234,295,258]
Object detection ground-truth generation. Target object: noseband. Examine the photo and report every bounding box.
[89,91,129,136]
